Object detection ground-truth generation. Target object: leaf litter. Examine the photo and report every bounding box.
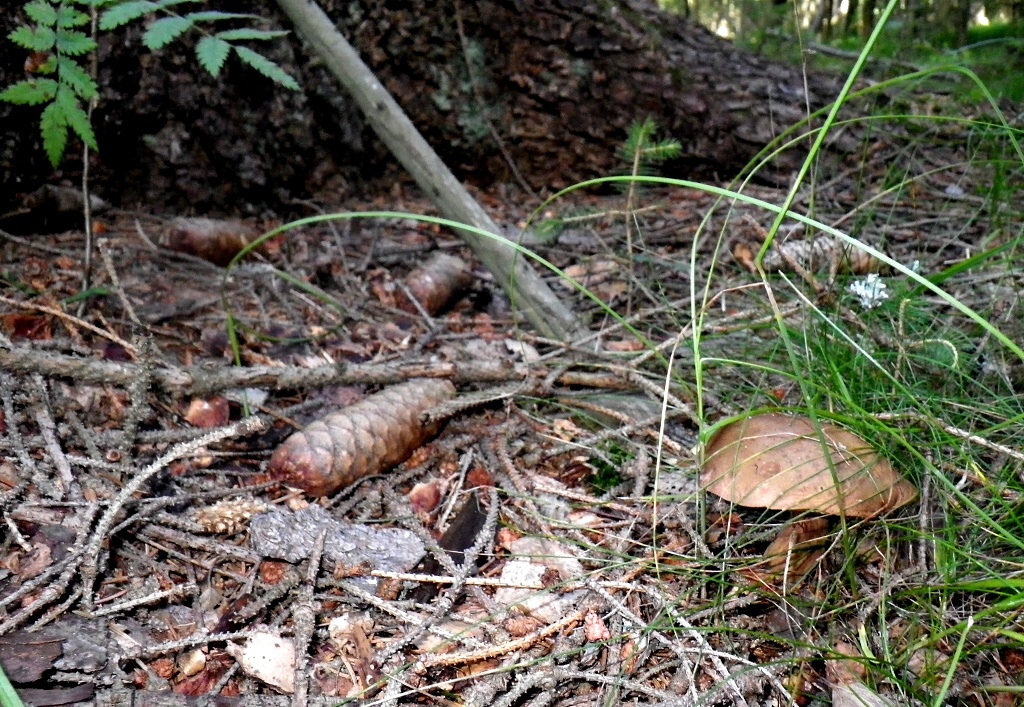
[0,123,1023,705]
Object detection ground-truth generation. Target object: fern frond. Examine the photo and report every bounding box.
[0,78,58,105]
[9,25,57,52]
[99,1,157,30]
[24,1,57,26]
[56,85,97,150]
[195,36,230,77]
[142,15,193,50]
[56,56,97,100]
[40,101,68,167]
[233,45,299,91]
[216,28,288,41]
[55,29,96,55]
[154,0,203,8]
[56,6,90,28]
[185,11,259,23]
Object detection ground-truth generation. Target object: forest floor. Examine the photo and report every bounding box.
[1,105,1023,707]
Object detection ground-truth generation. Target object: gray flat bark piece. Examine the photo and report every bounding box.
[249,504,424,579]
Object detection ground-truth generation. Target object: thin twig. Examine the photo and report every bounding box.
[80,416,264,611]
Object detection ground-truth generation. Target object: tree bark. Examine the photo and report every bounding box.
[321,0,848,189]
[1,1,850,215]
[275,0,584,342]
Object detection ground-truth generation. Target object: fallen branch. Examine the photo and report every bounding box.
[0,347,632,396]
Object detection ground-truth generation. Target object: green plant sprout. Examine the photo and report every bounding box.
[1,0,299,167]
[620,118,681,313]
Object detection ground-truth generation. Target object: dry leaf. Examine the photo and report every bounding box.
[561,258,627,302]
[225,630,294,693]
[268,378,455,496]
[176,649,206,678]
[408,478,446,516]
[830,673,896,706]
[583,610,611,642]
[702,412,916,518]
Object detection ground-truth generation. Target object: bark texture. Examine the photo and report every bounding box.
[0,0,847,216]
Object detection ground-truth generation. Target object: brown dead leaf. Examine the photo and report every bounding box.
[408,478,446,516]
[504,614,544,637]
[604,338,645,352]
[2,314,52,341]
[732,240,756,272]
[583,610,611,642]
[705,512,743,545]
[150,657,175,679]
[561,258,627,302]
[17,542,52,580]
[174,653,233,696]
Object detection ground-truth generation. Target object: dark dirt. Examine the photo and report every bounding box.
[1,0,851,222]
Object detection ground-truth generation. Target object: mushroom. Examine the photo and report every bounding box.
[701,412,916,519]
[702,412,917,588]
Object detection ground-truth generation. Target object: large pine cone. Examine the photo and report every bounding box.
[268,378,455,496]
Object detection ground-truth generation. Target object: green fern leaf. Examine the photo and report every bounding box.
[185,11,259,23]
[80,0,124,7]
[154,0,203,9]
[55,30,96,55]
[99,1,156,30]
[55,6,90,28]
[233,46,299,91]
[142,16,193,50]
[24,1,58,26]
[40,101,68,167]
[56,56,97,100]
[195,36,230,77]
[215,28,288,41]
[56,85,97,151]
[0,78,58,105]
[9,25,57,52]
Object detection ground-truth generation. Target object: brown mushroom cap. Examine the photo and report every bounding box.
[701,412,917,518]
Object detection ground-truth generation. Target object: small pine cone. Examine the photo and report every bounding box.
[400,253,474,315]
[268,378,455,496]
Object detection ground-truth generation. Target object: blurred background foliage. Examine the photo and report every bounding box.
[661,0,1024,100]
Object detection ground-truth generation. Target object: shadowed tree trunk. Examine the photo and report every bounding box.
[326,0,847,190]
[1,0,849,215]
